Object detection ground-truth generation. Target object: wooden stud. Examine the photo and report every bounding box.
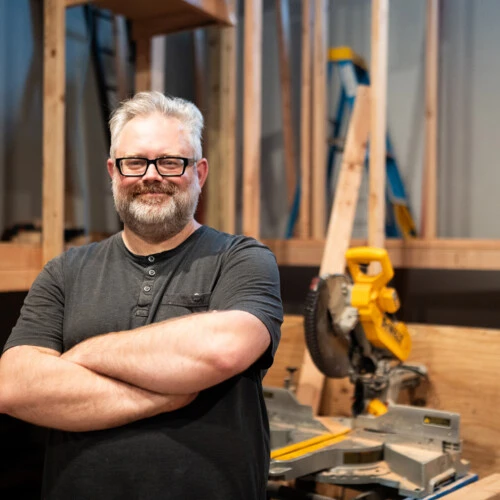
[134,37,151,92]
[310,0,327,239]
[421,0,439,239]
[242,0,262,238]
[295,86,371,413]
[43,0,66,265]
[368,0,388,250]
[298,0,313,239]
[275,0,297,212]
[206,21,237,234]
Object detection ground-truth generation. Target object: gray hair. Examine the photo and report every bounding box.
[109,91,204,160]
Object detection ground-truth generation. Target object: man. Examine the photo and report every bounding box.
[0,92,283,499]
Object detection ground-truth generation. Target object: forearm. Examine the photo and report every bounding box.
[64,310,270,394]
[0,346,196,432]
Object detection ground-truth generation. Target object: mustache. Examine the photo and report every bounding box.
[131,183,178,196]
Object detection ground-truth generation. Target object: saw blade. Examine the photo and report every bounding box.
[304,274,355,378]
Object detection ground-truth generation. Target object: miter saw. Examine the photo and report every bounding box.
[266,247,472,500]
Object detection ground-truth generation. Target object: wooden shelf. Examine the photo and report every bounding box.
[4,238,500,293]
[0,243,43,292]
[263,237,500,271]
[66,0,235,38]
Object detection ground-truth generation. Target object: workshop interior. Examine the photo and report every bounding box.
[1,0,500,499]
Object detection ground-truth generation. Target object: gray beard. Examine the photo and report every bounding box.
[112,175,201,244]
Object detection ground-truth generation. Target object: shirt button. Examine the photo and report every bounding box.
[148,270,156,276]
[143,285,151,292]
[148,256,155,263]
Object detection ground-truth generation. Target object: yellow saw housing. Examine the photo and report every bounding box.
[346,247,411,361]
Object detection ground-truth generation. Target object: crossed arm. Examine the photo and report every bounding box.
[0,310,270,432]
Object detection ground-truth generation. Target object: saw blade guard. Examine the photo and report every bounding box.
[304,274,356,378]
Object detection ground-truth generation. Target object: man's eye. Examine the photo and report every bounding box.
[127,160,144,167]
[160,159,181,167]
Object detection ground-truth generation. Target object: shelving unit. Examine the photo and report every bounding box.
[0,0,235,293]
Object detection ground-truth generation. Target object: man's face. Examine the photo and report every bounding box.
[108,113,207,243]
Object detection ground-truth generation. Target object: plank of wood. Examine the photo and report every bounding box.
[444,474,500,500]
[298,0,313,239]
[242,0,262,239]
[421,0,439,239]
[131,0,235,39]
[263,315,305,389]
[368,0,388,250]
[295,86,371,413]
[97,0,234,24]
[321,86,371,276]
[206,22,237,234]
[0,243,43,292]
[65,0,92,6]
[43,0,66,265]
[263,237,500,271]
[134,37,151,92]
[310,0,327,239]
[275,0,297,211]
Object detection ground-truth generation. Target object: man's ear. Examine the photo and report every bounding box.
[196,158,209,188]
[107,158,114,179]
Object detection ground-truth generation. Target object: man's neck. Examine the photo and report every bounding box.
[121,220,201,256]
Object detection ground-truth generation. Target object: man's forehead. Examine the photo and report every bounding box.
[116,114,191,150]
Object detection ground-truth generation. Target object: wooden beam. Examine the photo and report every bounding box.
[274,316,500,480]
[369,0,388,249]
[242,0,262,238]
[421,0,439,239]
[134,37,151,92]
[206,21,237,233]
[320,86,371,276]
[298,0,313,239]
[0,244,43,292]
[295,86,371,413]
[263,237,500,271]
[131,0,235,40]
[276,0,297,211]
[43,0,66,265]
[310,0,327,239]
[444,474,500,500]
[65,0,92,6]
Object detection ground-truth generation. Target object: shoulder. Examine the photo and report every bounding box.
[41,233,122,281]
[199,226,275,256]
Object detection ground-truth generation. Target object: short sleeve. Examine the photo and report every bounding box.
[209,239,283,369]
[3,255,66,354]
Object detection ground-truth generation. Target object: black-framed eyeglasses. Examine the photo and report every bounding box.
[115,156,196,177]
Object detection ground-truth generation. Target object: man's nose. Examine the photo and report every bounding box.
[142,161,163,181]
